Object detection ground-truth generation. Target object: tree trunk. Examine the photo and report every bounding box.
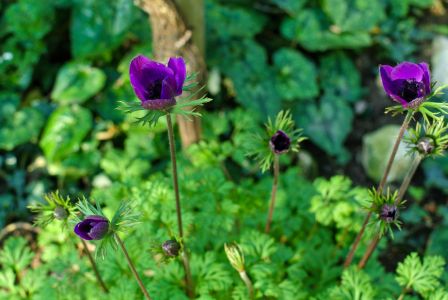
[136,0,206,148]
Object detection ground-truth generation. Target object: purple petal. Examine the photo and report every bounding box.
[167,57,186,96]
[418,62,431,94]
[390,62,424,81]
[379,65,395,97]
[129,55,174,102]
[160,75,177,100]
[74,222,93,240]
[89,221,109,240]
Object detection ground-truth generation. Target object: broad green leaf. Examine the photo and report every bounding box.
[271,0,308,15]
[5,0,54,41]
[51,63,106,104]
[211,39,280,118]
[297,97,352,163]
[206,0,266,40]
[71,0,139,59]
[39,105,92,162]
[320,52,362,102]
[0,93,44,150]
[281,3,384,51]
[273,48,318,101]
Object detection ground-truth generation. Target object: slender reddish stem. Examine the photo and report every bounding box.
[115,234,152,300]
[344,111,413,267]
[166,113,194,297]
[80,239,108,293]
[265,155,280,233]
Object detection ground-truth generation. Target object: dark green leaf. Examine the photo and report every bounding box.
[51,63,106,104]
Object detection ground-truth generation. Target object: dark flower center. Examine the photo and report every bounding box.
[380,204,397,223]
[401,80,425,102]
[162,240,181,257]
[270,130,291,154]
[147,79,163,100]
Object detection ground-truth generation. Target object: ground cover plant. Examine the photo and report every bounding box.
[1,0,448,299]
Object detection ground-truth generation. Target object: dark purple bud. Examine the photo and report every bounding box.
[417,137,435,155]
[270,130,291,154]
[53,206,68,220]
[379,62,431,108]
[380,204,398,223]
[129,55,186,110]
[162,240,181,257]
[74,215,109,240]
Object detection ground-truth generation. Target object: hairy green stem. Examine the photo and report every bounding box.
[265,155,280,234]
[239,271,254,299]
[115,234,152,300]
[166,113,194,297]
[358,154,423,268]
[80,239,108,293]
[344,110,414,267]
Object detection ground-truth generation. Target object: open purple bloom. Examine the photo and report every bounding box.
[129,55,186,110]
[380,204,398,223]
[270,130,291,154]
[74,215,109,240]
[379,62,431,108]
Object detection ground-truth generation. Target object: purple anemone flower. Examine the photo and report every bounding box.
[380,204,398,223]
[74,215,109,240]
[270,130,291,154]
[129,55,186,110]
[379,62,431,108]
[162,240,181,257]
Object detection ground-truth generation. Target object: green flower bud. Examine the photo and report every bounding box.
[53,206,68,220]
[224,242,245,272]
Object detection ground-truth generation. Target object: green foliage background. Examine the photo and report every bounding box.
[1,0,448,299]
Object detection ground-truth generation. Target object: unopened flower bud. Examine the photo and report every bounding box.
[417,137,435,155]
[53,206,68,220]
[74,215,109,240]
[270,130,291,154]
[162,240,181,257]
[224,243,245,272]
[380,204,398,223]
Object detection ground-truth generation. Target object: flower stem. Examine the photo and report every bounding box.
[239,271,254,300]
[358,154,423,268]
[344,110,414,267]
[265,154,280,234]
[166,113,184,238]
[166,113,194,297]
[115,234,152,300]
[80,239,108,293]
[396,154,423,205]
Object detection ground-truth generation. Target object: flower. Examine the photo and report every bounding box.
[380,204,398,223]
[269,130,291,154]
[162,240,181,257]
[379,62,431,108]
[129,55,186,110]
[74,215,109,240]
